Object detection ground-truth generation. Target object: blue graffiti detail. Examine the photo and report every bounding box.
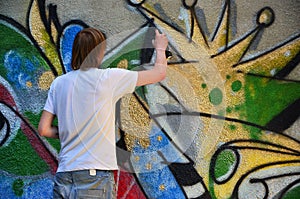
[4,51,38,89]
[60,25,84,73]
[0,175,53,199]
[131,127,188,198]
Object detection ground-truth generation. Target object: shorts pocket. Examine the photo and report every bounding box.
[76,189,106,199]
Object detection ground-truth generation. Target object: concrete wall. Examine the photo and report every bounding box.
[0,0,299,198]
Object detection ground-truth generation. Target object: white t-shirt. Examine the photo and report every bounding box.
[44,68,138,172]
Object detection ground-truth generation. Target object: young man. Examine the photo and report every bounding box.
[38,27,168,198]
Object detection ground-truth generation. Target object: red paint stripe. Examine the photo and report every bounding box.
[0,84,16,107]
[114,170,146,199]
[21,122,58,174]
[1,83,58,174]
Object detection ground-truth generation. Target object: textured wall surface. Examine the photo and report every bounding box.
[0,0,299,198]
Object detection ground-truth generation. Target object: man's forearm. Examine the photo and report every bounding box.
[136,50,167,86]
[136,29,168,86]
[38,110,59,139]
[153,48,167,78]
[38,123,59,139]
[154,48,167,66]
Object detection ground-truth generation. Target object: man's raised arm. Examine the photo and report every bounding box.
[136,29,169,86]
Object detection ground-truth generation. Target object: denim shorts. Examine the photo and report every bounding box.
[53,170,116,199]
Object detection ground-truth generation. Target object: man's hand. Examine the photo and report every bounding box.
[152,29,168,51]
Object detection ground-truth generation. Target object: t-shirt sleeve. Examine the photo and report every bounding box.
[109,68,138,100]
[43,80,56,115]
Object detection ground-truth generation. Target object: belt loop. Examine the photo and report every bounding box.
[89,169,96,176]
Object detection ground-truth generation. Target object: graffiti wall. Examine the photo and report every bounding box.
[0,0,299,198]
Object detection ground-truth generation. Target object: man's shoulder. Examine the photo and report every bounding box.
[106,68,137,76]
[59,70,77,78]
[51,71,76,86]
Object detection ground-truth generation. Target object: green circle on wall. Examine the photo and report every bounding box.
[231,80,242,92]
[209,88,223,105]
[13,179,24,196]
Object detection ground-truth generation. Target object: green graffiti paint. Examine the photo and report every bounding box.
[12,179,24,196]
[25,111,61,151]
[226,107,232,113]
[214,150,236,179]
[101,33,144,70]
[209,88,223,105]
[229,124,236,130]
[244,75,300,139]
[0,130,49,176]
[282,185,300,199]
[231,80,242,92]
